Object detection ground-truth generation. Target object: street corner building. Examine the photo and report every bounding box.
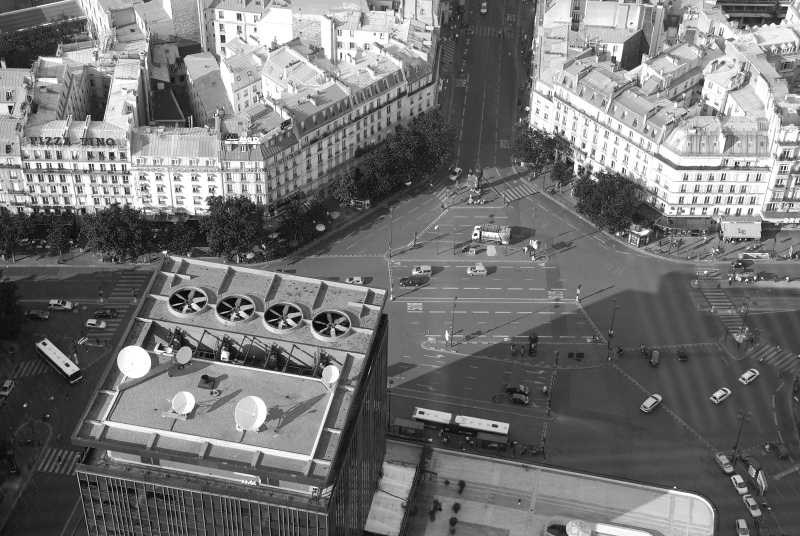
[70,257,389,535]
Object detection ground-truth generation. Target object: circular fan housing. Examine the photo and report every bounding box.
[310,309,351,342]
[168,287,208,318]
[263,302,305,334]
[215,294,256,325]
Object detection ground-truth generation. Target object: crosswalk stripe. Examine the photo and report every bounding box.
[35,448,81,475]
[11,360,49,379]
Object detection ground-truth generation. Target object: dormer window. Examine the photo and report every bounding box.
[632,118,638,127]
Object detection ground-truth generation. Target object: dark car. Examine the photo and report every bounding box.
[768,442,789,459]
[677,349,688,362]
[94,308,118,318]
[731,259,746,270]
[25,310,50,320]
[399,276,421,287]
[528,334,539,357]
[506,385,530,396]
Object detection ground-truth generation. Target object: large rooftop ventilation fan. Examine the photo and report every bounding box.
[311,310,351,339]
[216,295,255,322]
[264,302,303,331]
[169,288,208,314]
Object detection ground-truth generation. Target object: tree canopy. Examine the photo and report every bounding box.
[0,279,25,342]
[510,127,565,178]
[80,204,152,261]
[572,171,639,233]
[279,192,328,246]
[0,16,87,68]
[0,210,32,262]
[200,196,265,262]
[47,220,72,261]
[164,221,197,256]
[551,160,573,186]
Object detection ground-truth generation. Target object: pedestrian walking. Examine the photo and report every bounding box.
[716,282,721,289]
[57,455,62,465]
[728,280,732,286]
[776,346,781,353]
[491,395,497,402]
[96,338,100,346]
[518,499,522,505]
[65,393,69,400]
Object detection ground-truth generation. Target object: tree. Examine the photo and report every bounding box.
[332,171,360,205]
[509,127,556,178]
[47,220,72,263]
[164,221,197,256]
[406,108,455,170]
[0,279,25,342]
[0,210,33,263]
[573,171,639,233]
[81,204,152,261]
[551,160,573,186]
[200,196,265,262]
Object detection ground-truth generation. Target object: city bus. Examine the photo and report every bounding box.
[454,415,509,436]
[35,339,82,384]
[412,408,453,428]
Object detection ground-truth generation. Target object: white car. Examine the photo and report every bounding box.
[739,369,759,385]
[0,380,15,397]
[640,394,662,413]
[742,494,761,518]
[731,475,748,495]
[480,1,487,13]
[48,299,74,311]
[736,519,749,536]
[710,387,731,404]
[345,277,365,285]
[412,265,432,277]
[85,319,107,330]
[467,264,487,276]
[449,167,463,181]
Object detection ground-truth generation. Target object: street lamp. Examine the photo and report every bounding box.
[98,284,104,305]
[740,298,751,334]
[731,409,752,463]
[388,208,394,258]
[451,297,457,348]
[607,298,619,358]
[387,379,394,432]
[530,208,537,240]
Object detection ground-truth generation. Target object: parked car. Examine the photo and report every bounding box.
[640,394,662,413]
[480,1,487,13]
[467,264,488,276]
[715,452,734,474]
[739,369,760,385]
[741,495,761,518]
[731,474,748,495]
[736,519,749,536]
[48,299,74,311]
[25,310,50,320]
[710,387,731,404]
[449,167,463,181]
[345,277,365,285]
[506,385,529,396]
[94,308,118,318]
[677,349,688,362]
[767,441,789,459]
[511,393,529,405]
[85,319,107,330]
[399,276,421,287]
[0,380,15,397]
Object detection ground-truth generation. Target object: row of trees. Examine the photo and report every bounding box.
[332,108,455,204]
[0,16,87,68]
[572,170,639,233]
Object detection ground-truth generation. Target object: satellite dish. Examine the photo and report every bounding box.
[235,396,267,431]
[116,346,151,378]
[176,346,192,365]
[321,365,340,388]
[172,391,195,414]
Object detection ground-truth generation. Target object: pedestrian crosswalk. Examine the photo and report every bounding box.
[441,41,455,75]
[747,344,800,375]
[469,25,518,38]
[35,447,81,475]
[694,266,745,333]
[500,180,538,203]
[10,359,50,380]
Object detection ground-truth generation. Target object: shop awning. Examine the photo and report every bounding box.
[721,220,762,239]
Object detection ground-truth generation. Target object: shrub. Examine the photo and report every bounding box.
[429,510,436,522]
[458,480,466,494]
[449,517,458,527]
[444,479,450,486]
[452,502,461,513]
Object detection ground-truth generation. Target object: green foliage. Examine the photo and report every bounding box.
[551,160,573,186]
[80,204,152,261]
[46,220,72,260]
[510,127,557,176]
[457,480,466,494]
[332,171,360,205]
[0,16,87,68]
[164,221,196,256]
[200,196,265,262]
[449,517,459,527]
[0,210,33,262]
[452,502,461,513]
[0,279,25,341]
[573,171,639,233]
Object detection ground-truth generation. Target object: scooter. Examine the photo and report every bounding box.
[519,445,528,455]
[761,502,772,513]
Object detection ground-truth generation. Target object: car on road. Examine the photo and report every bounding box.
[739,369,759,385]
[710,387,731,404]
[731,259,746,269]
[767,441,789,459]
[48,299,74,311]
[639,394,662,413]
[715,452,734,474]
[85,319,107,330]
[411,265,432,277]
[449,167,463,181]
[399,276,421,287]
[735,519,749,536]
[153,343,173,355]
[25,309,50,320]
[677,349,688,361]
[480,1,487,13]
[345,277,365,285]
[506,385,529,396]
[0,380,15,397]
[94,308,118,318]
[511,393,529,405]
[742,495,761,518]
[467,264,488,276]
[731,475,748,495]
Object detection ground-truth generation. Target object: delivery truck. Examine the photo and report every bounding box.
[472,224,511,245]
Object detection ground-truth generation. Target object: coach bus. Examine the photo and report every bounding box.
[454,415,509,436]
[412,408,453,428]
[35,339,82,384]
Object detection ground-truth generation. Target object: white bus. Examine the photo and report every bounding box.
[412,408,453,427]
[454,415,509,436]
[35,339,82,384]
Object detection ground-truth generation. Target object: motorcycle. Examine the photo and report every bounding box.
[519,445,528,455]
[761,502,772,513]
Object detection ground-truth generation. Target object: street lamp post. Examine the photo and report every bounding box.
[731,409,752,463]
[387,379,394,432]
[98,285,104,305]
[531,208,537,240]
[451,297,457,348]
[740,298,751,334]
[453,225,457,256]
[607,298,619,359]
[389,208,394,258]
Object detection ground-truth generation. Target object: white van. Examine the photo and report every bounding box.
[412,265,432,277]
[467,264,487,276]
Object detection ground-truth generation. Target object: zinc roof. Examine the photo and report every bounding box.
[223,51,263,91]
[131,126,220,158]
[185,52,234,121]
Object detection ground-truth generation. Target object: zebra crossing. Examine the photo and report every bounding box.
[500,180,538,203]
[10,359,50,380]
[441,41,455,75]
[83,271,150,343]
[694,266,744,332]
[470,25,518,38]
[747,344,800,375]
[35,447,81,475]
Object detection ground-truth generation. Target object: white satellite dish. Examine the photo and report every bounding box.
[116,346,152,378]
[321,365,340,389]
[176,346,192,365]
[235,396,267,432]
[172,391,196,415]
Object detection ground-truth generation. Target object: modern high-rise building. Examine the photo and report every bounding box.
[71,257,389,535]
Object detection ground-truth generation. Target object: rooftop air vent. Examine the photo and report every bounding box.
[215,294,255,324]
[263,302,304,334]
[168,287,208,317]
[310,310,351,342]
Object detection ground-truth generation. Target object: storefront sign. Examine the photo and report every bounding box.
[223,136,261,144]
[24,137,117,147]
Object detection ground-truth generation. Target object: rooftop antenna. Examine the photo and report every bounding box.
[175,346,192,366]
[235,396,267,432]
[171,391,196,415]
[116,346,151,379]
[321,365,340,391]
